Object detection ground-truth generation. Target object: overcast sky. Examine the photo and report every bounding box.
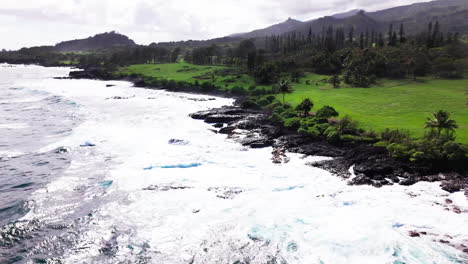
[0,0,432,50]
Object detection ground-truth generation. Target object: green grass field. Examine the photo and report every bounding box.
[118,63,261,91]
[119,63,468,143]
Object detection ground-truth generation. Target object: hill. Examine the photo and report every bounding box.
[230,0,468,39]
[55,31,136,52]
[229,18,305,39]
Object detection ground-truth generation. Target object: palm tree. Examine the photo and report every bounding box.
[296,98,314,116]
[424,110,458,135]
[276,79,294,105]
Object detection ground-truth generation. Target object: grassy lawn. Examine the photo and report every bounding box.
[118,62,266,91]
[118,63,468,143]
[286,74,468,143]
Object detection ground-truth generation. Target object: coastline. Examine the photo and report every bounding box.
[62,67,468,194]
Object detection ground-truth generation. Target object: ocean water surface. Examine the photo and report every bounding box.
[0,64,467,264]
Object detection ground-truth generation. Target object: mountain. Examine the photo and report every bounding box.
[229,18,304,39]
[332,9,363,19]
[229,0,468,39]
[367,0,468,34]
[298,10,382,35]
[55,31,136,52]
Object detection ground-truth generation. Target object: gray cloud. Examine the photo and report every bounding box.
[0,0,431,50]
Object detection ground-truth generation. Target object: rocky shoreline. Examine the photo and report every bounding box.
[67,68,467,194]
[190,106,468,194]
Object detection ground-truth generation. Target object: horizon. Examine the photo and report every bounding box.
[0,0,433,50]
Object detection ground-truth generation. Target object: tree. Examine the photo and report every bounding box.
[348,27,354,45]
[359,32,364,49]
[378,33,385,47]
[330,75,341,88]
[276,79,294,105]
[388,24,394,46]
[465,88,468,106]
[399,24,406,43]
[296,98,313,116]
[424,110,458,136]
[316,105,339,119]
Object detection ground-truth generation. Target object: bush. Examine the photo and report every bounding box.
[272,105,286,115]
[324,127,340,144]
[433,57,464,79]
[316,105,339,119]
[280,109,298,119]
[329,75,341,88]
[230,86,246,95]
[254,63,280,84]
[241,100,258,109]
[256,98,271,107]
[284,117,301,130]
[340,135,376,143]
[249,87,267,96]
[298,126,321,137]
[380,129,411,144]
[265,95,276,103]
[201,82,216,91]
[336,115,359,135]
[387,143,416,160]
[269,112,284,124]
[167,80,177,89]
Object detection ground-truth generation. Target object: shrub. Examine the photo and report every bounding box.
[442,142,467,161]
[324,127,340,144]
[283,117,301,130]
[256,98,271,107]
[269,113,284,124]
[387,143,416,160]
[316,105,339,119]
[272,105,286,115]
[249,87,267,96]
[265,95,276,103]
[280,109,298,119]
[329,75,341,88]
[336,115,359,135]
[201,82,215,91]
[380,129,411,144]
[241,100,258,109]
[298,126,321,137]
[167,80,177,89]
[340,135,376,143]
[231,86,246,95]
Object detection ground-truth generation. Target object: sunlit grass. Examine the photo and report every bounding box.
[119,63,468,143]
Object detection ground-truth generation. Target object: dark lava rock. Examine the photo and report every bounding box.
[350,174,374,185]
[189,107,248,120]
[143,185,192,191]
[204,114,243,124]
[208,187,243,199]
[219,126,236,134]
[168,139,189,145]
[69,68,113,80]
[241,135,273,148]
[213,123,224,128]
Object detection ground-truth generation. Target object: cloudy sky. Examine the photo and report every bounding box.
[0,0,431,50]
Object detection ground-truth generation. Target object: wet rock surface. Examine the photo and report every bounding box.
[191,106,468,193]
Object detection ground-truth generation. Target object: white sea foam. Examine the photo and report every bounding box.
[5,65,467,264]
